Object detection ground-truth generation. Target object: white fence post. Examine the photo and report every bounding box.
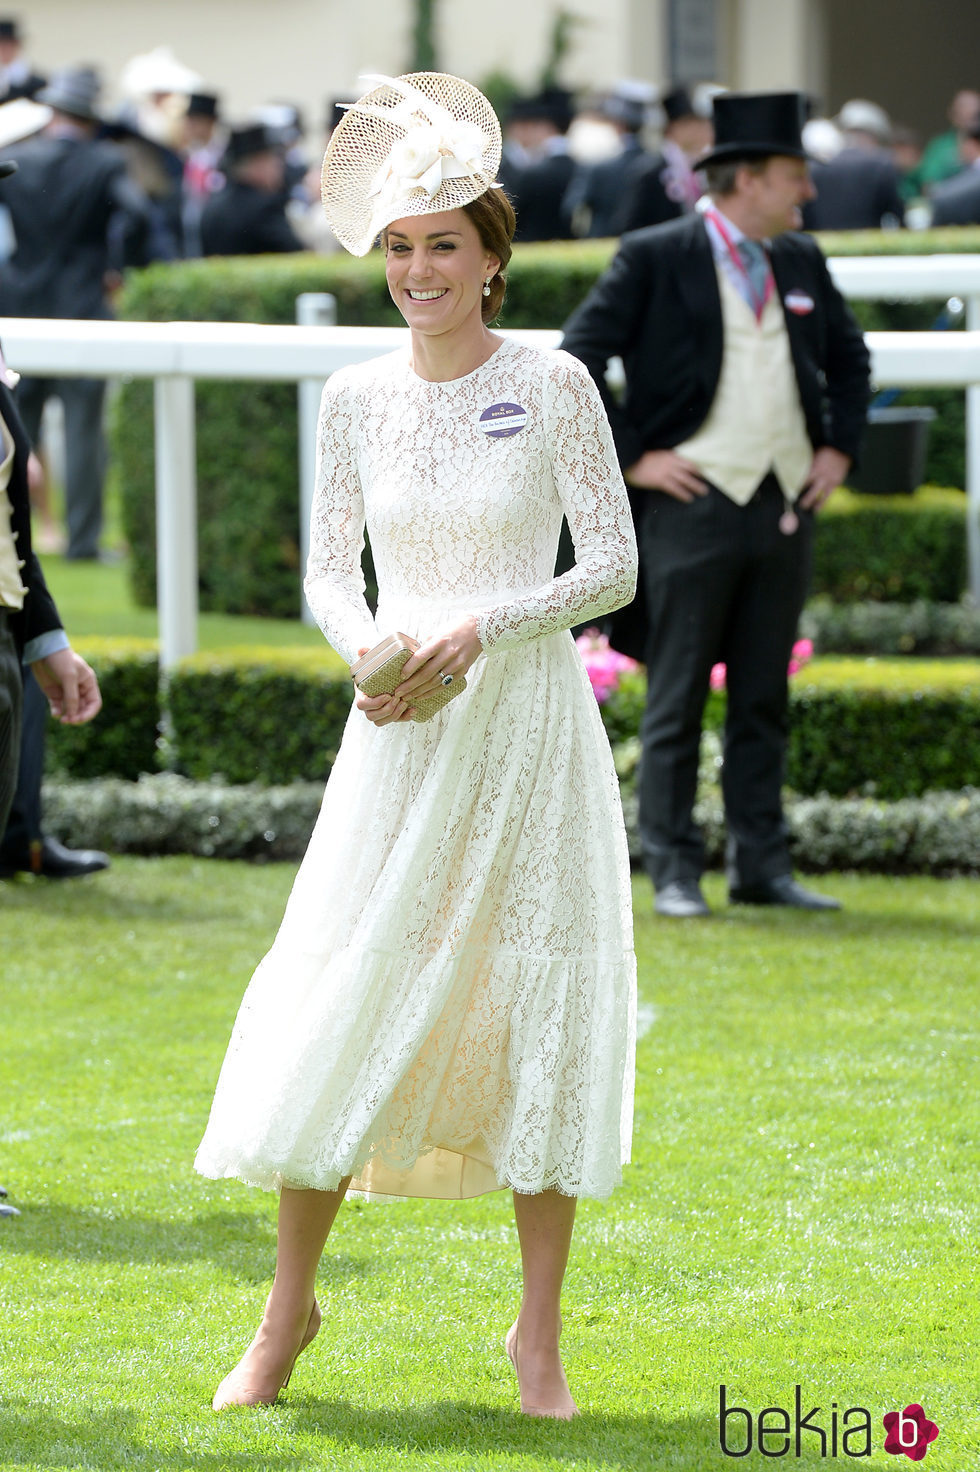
[153,375,197,668]
[966,293,980,605]
[296,293,337,624]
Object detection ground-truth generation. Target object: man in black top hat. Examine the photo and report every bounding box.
[563,92,870,917]
[180,92,224,256]
[620,86,713,233]
[200,122,303,256]
[500,89,577,242]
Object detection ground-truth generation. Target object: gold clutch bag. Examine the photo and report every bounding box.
[350,633,466,722]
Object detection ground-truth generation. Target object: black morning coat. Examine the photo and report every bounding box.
[0,375,61,658]
[560,210,872,655]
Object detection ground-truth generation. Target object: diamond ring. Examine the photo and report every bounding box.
[440,673,454,687]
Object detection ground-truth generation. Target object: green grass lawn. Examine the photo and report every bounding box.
[42,555,326,652]
[1,864,977,1471]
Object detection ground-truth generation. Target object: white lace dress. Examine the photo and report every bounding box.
[195,337,638,1201]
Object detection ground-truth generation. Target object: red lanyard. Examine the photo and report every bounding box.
[704,206,774,322]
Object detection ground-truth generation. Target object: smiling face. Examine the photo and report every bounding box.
[384,208,500,339]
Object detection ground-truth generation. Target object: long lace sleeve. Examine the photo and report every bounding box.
[475,351,637,653]
[303,375,379,666]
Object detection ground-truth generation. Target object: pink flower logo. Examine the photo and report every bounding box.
[883,1404,939,1460]
[574,628,639,704]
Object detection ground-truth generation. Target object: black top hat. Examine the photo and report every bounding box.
[662,86,699,124]
[697,91,808,170]
[221,123,280,167]
[36,65,102,123]
[507,87,575,135]
[187,92,219,120]
[0,19,21,42]
[0,159,17,179]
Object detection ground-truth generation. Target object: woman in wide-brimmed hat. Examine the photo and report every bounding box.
[196,71,638,1421]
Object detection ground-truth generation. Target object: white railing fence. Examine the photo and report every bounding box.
[5,253,980,665]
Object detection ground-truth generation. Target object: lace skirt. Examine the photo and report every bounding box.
[195,593,636,1200]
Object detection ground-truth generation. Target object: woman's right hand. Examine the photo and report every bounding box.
[353,646,414,725]
[355,689,414,725]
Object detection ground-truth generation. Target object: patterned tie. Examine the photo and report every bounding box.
[736,238,771,312]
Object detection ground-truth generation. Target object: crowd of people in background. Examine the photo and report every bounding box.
[1,20,980,276]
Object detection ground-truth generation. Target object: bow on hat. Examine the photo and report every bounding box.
[352,75,494,210]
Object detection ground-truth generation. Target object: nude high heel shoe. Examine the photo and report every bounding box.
[505,1319,580,1420]
[212,1299,321,1411]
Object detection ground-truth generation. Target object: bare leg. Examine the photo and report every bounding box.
[212,1179,351,1410]
[506,1188,580,1419]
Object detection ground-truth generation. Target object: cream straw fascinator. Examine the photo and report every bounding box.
[321,72,503,256]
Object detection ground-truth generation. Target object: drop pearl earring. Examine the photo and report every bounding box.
[482,278,492,297]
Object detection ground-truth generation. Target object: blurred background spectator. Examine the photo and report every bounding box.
[179,90,225,257]
[912,86,980,193]
[564,81,656,237]
[619,85,713,233]
[289,98,344,253]
[0,16,44,102]
[802,97,905,230]
[0,65,154,560]
[930,116,980,224]
[200,121,303,256]
[499,87,576,242]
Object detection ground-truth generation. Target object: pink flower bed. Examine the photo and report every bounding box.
[710,638,813,692]
[574,628,640,703]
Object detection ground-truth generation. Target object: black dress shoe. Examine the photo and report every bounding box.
[729,875,841,911]
[655,879,711,918]
[0,1203,21,1218]
[0,836,111,880]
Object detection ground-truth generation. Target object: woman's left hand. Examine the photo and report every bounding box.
[394,615,483,703]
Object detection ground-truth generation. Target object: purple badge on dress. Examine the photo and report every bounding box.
[478,402,528,438]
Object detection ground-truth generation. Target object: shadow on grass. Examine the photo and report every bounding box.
[287,1398,714,1467]
[0,1396,719,1470]
[0,1204,367,1283]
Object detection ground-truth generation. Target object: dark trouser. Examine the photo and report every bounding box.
[0,666,44,857]
[16,375,107,559]
[0,612,23,835]
[638,474,813,891]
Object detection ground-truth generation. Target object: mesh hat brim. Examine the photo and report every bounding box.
[321,72,502,256]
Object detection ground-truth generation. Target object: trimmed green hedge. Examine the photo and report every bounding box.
[802,596,980,655]
[165,646,353,784]
[113,228,980,617]
[46,644,980,802]
[39,773,980,874]
[44,639,160,781]
[813,487,967,602]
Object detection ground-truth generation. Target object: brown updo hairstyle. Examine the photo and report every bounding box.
[463,185,516,324]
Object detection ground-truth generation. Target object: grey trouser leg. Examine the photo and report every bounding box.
[16,375,107,559]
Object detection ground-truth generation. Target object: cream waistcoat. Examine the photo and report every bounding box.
[0,411,26,611]
[675,266,813,505]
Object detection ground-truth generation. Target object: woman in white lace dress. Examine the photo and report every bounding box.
[195,73,637,1421]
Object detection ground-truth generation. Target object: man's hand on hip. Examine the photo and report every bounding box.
[625,450,708,503]
[799,446,851,510]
